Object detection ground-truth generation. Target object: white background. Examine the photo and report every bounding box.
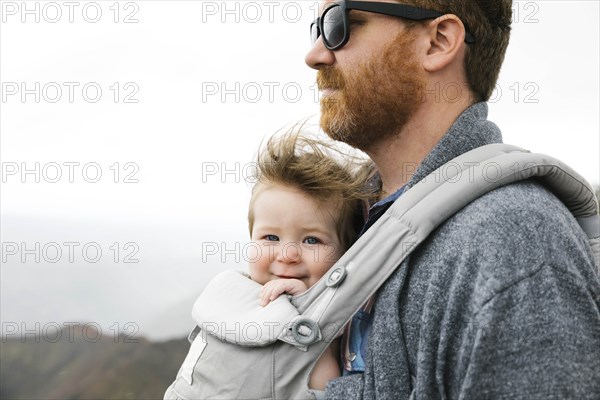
[1,0,598,340]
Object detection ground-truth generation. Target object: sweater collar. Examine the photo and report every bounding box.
[406,102,503,189]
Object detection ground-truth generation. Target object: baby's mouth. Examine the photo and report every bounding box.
[275,274,302,280]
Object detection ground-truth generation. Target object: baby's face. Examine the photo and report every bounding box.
[249,184,344,289]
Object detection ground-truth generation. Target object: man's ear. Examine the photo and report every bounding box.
[422,15,467,72]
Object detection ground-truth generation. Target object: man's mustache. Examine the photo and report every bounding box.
[317,68,345,91]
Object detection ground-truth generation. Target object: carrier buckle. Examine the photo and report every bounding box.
[325,265,347,287]
[290,316,320,345]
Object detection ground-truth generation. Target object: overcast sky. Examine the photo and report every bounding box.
[1,1,598,340]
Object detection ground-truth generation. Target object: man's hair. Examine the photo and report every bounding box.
[248,130,376,251]
[402,0,512,101]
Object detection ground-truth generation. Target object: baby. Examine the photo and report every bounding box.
[246,131,373,389]
[164,131,375,399]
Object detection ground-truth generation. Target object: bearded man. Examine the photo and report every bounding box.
[305,0,600,398]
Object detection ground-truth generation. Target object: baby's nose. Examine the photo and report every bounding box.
[278,242,301,263]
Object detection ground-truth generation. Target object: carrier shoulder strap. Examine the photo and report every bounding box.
[284,143,599,348]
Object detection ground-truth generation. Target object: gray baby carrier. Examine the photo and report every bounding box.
[164,144,600,400]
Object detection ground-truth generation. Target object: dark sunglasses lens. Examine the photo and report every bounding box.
[322,5,345,49]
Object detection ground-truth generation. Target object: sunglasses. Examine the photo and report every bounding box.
[310,0,476,50]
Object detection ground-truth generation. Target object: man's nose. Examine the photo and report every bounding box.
[305,38,336,70]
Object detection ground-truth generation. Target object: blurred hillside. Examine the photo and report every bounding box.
[0,325,189,400]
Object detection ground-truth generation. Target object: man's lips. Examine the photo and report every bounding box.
[317,68,344,97]
[319,88,339,99]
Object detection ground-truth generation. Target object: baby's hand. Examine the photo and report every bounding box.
[259,279,307,307]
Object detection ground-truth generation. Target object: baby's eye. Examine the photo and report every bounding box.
[264,234,279,241]
[303,236,321,245]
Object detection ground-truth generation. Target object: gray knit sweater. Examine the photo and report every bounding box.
[325,103,600,399]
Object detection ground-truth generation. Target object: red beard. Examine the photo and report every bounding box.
[317,31,426,151]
